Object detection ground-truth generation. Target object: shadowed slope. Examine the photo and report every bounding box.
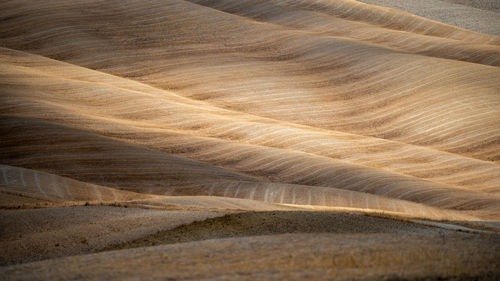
[1,1,500,279]
[0,0,499,165]
[0,206,221,265]
[1,47,498,221]
[1,114,484,221]
[107,211,453,249]
[190,0,500,62]
[2,232,499,281]
[0,116,259,192]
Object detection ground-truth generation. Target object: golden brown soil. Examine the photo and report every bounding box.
[0,0,499,280]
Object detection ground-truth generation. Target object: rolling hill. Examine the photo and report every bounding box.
[1,0,499,280]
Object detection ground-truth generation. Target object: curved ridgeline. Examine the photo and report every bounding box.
[0,0,499,222]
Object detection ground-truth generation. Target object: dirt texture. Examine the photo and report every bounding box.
[357,0,500,35]
[0,0,499,280]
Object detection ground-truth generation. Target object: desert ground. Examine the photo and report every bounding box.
[0,0,499,280]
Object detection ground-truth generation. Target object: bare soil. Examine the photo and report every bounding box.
[357,0,500,35]
[107,210,447,250]
[0,206,221,265]
[1,231,498,281]
[0,0,499,280]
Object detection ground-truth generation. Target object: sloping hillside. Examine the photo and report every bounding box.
[358,0,500,35]
[0,0,499,280]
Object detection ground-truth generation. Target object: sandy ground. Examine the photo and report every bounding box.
[357,0,500,35]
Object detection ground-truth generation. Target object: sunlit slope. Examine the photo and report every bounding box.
[1,47,498,221]
[0,115,484,221]
[190,0,500,63]
[0,165,158,208]
[0,0,499,164]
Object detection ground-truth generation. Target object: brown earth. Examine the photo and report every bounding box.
[2,232,499,281]
[106,211,456,250]
[0,0,499,280]
[357,0,500,35]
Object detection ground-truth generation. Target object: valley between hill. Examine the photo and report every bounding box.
[1,0,499,280]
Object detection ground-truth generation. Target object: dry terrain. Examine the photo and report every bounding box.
[358,0,500,35]
[0,0,499,280]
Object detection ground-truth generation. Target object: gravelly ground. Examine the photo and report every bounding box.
[0,206,221,265]
[357,0,500,35]
[2,231,499,281]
